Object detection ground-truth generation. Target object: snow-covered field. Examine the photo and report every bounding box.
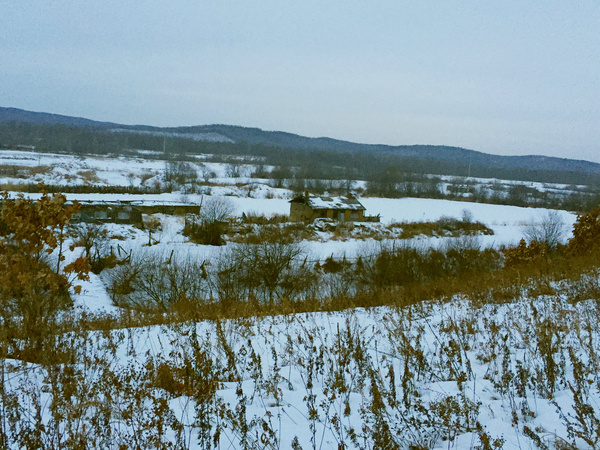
[2,148,597,449]
[64,195,576,314]
[0,149,266,188]
[5,289,600,449]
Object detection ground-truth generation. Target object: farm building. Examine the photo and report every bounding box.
[71,200,200,225]
[289,192,379,223]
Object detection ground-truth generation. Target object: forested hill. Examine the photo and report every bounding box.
[2,106,600,176]
[0,107,118,129]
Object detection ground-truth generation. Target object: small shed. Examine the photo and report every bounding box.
[289,192,378,223]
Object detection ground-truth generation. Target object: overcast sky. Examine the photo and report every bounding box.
[1,1,599,162]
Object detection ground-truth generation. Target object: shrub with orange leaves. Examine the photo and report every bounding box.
[0,189,90,355]
[503,239,548,269]
[568,208,600,256]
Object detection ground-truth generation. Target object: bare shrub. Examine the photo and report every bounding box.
[232,222,311,245]
[142,214,162,246]
[198,164,216,182]
[184,196,236,246]
[241,211,287,225]
[200,196,235,222]
[523,210,568,248]
[77,169,101,184]
[213,241,308,304]
[224,163,241,178]
[70,222,116,273]
[106,253,209,311]
[164,161,198,186]
[71,222,107,258]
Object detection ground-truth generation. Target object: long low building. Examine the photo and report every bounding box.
[72,200,200,225]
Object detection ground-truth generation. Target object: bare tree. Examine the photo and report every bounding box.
[165,161,198,188]
[523,210,568,248]
[143,215,162,246]
[198,164,216,183]
[184,196,236,246]
[224,163,241,178]
[70,222,112,272]
[213,241,307,304]
[199,196,236,222]
[106,253,209,311]
[70,222,107,260]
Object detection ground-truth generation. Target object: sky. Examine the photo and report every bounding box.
[1,1,599,162]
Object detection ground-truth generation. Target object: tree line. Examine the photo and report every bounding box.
[2,122,600,188]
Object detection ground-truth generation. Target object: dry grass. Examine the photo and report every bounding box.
[387,217,493,239]
[228,221,315,244]
[0,164,53,178]
[77,169,101,184]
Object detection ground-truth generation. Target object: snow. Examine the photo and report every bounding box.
[6,294,600,448]
[74,273,119,314]
[0,148,593,448]
[300,193,366,210]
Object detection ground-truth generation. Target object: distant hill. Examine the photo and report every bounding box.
[0,107,118,129]
[2,106,600,176]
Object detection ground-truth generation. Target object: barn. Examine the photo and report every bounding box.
[289,192,378,223]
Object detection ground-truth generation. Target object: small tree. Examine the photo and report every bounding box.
[143,215,162,246]
[184,196,236,246]
[165,161,198,187]
[223,241,305,303]
[0,190,90,358]
[569,207,600,255]
[71,221,106,255]
[523,210,567,248]
[225,163,242,178]
[200,196,235,222]
[198,164,216,183]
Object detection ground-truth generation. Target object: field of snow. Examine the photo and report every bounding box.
[1,148,591,202]
[2,148,596,449]
[2,148,579,326]
[56,194,575,314]
[6,289,600,448]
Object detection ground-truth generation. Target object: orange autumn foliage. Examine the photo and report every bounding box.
[0,189,90,318]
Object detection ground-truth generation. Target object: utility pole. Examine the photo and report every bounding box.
[468,155,472,178]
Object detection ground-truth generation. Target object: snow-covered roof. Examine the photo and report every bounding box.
[71,200,198,208]
[291,194,365,211]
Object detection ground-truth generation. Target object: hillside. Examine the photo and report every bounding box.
[2,106,600,176]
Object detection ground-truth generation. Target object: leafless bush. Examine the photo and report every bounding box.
[241,211,288,225]
[106,253,210,311]
[200,195,236,222]
[213,241,308,303]
[71,223,107,258]
[224,163,242,178]
[184,196,237,245]
[523,210,568,248]
[198,164,216,182]
[142,214,162,246]
[164,161,198,186]
[70,222,119,273]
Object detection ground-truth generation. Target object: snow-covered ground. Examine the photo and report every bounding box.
[3,149,579,316]
[2,148,594,449]
[55,194,575,314]
[6,290,600,448]
[1,148,592,203]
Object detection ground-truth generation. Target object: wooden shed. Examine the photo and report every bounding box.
[289,192,378,223]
